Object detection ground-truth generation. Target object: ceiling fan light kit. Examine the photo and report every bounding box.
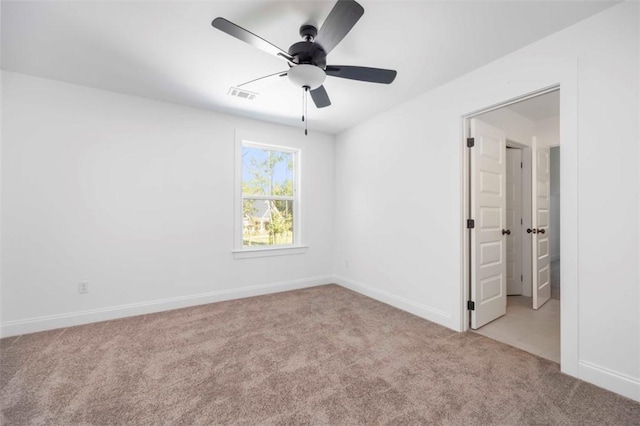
[212,0,397,134]
[287,65,326,90]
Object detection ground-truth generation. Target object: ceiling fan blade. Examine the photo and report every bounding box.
[310,85,331,108]
[315,0,364,54]
[325,65,397,84]
[212,17,293,62]
[236,70,288,88]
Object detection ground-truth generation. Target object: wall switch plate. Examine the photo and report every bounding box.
[78,282,89,294]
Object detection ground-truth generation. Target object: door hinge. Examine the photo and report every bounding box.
[467,137,475,148]
[467,219,475,229]
[521,161,523,168]
[521,218,523,225]
[521,274,523,282]
[467,301,475,311]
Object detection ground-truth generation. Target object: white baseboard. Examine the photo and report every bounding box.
[0,275,333,338]
[4,274,639,404]
[334,275,454,330]
[578,360,640,402]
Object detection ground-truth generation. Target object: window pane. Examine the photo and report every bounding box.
[242,147,294,196]
[242,199,294,246]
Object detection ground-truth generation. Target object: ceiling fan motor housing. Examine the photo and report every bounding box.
[288,38,327,68]
[299,24,318,41]
[212,0,395,112]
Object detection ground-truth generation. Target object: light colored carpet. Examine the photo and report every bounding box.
[2,285,639,425]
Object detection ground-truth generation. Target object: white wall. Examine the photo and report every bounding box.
[0,71,335,336]
[1,1,638,404]
[334,2,639,401]
[0,63,4,332]
[478,108,536,146]
[537,116,561,147]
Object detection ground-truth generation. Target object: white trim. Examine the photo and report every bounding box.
[459,116,470,333]
[335,275,454,328]
[464,85,561,119]
[234,129,303,254]
[0,275,332,338]
[459,61,580,380]
[462,86,562,332]
[243,195,294,201]
[242,140,299,154]
[232,245,308,259]
[578,361,640,402]
[558,60,580,377]
[504,140,534,298]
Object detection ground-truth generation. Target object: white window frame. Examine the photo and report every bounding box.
[233,130,306,259]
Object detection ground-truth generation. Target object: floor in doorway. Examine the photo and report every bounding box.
[472,296,560,363]
[551,259,560,300]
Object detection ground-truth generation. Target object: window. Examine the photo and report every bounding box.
[234,133,304,258]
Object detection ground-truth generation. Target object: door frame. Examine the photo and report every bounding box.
[505,140,532,297]
[461,85,573,365]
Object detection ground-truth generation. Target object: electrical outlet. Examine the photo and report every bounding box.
[78,282,89,294]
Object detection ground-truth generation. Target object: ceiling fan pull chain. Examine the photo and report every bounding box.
[304,86,309,136]
[212,1,396,129]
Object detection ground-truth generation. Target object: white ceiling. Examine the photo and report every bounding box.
[1,1,616,134]
[507,90,560,121]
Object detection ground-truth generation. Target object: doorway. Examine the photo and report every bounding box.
[464,89,561,363]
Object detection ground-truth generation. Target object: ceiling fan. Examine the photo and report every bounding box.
[212,0,397,133]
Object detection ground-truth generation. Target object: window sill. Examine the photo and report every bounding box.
[232,246,308,259]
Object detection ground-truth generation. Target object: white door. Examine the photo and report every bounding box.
[470,119,507,329]
[532,145,551,309]
[506,148,523,295]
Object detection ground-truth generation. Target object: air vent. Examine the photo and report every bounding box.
[228,87,258,100]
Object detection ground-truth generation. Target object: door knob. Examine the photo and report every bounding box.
[537,228,546,234]
[527,228,537,234]
[502,229,511,235]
